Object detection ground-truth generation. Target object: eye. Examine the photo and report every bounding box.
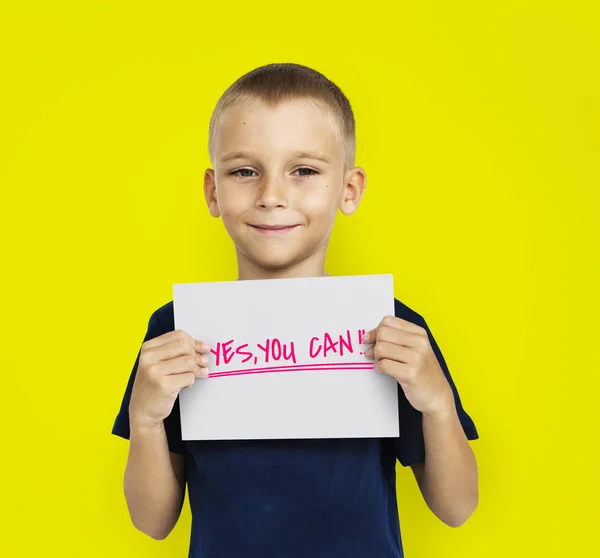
[294,167,318,177]
[229,168,258,178]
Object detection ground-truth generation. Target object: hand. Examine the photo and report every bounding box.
[129,329,211,430]
[363,316,454,416]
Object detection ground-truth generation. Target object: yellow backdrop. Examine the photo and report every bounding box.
[1,1,598,556]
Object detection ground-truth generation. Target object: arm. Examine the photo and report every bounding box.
[124,421,186,540]
[118,327,209,539]
[363,315,479,527]
[410,406,478,527]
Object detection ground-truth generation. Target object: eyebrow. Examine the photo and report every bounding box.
[219,150,331,164]
[219,151,254,163]
[292,150,331,163]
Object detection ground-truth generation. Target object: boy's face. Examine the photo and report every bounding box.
[204,97,365,276]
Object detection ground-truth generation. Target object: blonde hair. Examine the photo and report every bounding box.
[208,63,356,170]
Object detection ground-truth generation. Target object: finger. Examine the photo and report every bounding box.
[194,352,210,378]
[143,328,194,350]
[195,367,209,379]
[376,315,426,335]
[145,343,210,379]
[363,316,426,345]
[375,358,413,383]
[195,339,211,354]
[169,371,196,391]
[196,351,210,367]
[154,353,202,377]
[363,318,385,343]
[364,341,415,364]
[362,327,378,344]
[375,325,423,349]
[363,315,395,344]
[144,334,196,365]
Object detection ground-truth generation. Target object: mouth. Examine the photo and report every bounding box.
[248,224,300,236]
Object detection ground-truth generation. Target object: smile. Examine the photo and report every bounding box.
[248,224,300,236]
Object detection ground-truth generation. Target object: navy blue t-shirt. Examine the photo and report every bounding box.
[112,298,478,558]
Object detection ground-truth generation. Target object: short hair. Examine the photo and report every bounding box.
[208,63,356,170]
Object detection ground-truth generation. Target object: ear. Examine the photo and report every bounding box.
[203,168,221,218]
[339,166,367,216]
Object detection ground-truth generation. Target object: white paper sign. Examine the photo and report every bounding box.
[174,274,399,440]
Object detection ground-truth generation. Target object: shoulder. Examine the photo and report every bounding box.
[393,297,427,329]
[149,300,175,332]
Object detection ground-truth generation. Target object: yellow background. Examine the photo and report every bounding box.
[1,1,598,556]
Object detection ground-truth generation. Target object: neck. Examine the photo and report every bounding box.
[235,247,331,281]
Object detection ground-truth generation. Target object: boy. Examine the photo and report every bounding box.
[112,63,479,558]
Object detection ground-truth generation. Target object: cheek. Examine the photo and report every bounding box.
[218,188,251,218]
[299,188,340,220]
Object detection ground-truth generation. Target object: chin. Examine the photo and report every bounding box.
[240,245,309,272]
[233,235,326,274]
[250,254,301,271]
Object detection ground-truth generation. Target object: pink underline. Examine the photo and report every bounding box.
[208,362,375,379]
[209,362,373,375]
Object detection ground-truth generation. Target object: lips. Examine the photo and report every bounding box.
[248,224,300,235]
[251,224,296,230]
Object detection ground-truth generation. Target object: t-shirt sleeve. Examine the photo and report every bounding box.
[394,317,479,467]
[111,310,185,455]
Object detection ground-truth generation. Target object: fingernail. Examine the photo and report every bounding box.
[200,355,209,365]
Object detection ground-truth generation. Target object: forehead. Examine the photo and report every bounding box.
[214,98,343,159]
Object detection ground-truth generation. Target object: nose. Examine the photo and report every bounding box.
[256,173,288,209]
